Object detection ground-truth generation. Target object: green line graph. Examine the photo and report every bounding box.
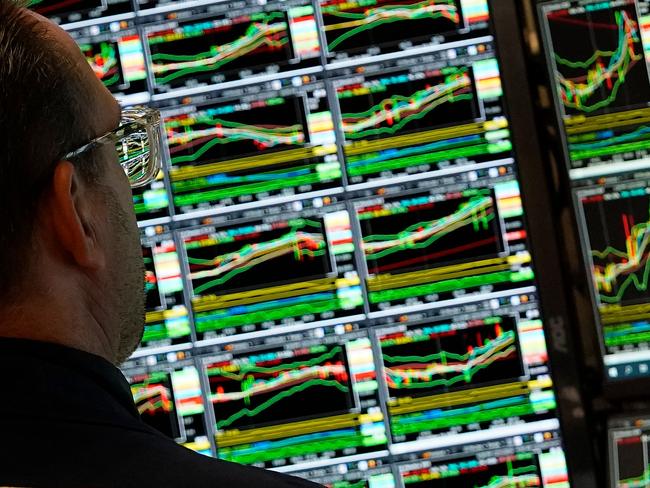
[167,114,304,165]
[341,68,473,139]
[188,218,326,294]
[208,346,341,380]
[150,12,289,85]
[323,0,459,51]
[363,193,494,261]
[591,204,650,305]
[554,9,644,113]
[215,378,349,429]
[384,330,517,390]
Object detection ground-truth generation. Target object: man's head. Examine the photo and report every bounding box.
[0,0,146,363]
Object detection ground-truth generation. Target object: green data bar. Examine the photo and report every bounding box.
[369,269,534,304]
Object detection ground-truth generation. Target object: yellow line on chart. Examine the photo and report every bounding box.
[215,412,365,447]
[344,119,508,156]
[388,381,532,415]
[170,145,338,181]
[192,277,342,312]
[565,108,650,135]
[366,254,530,293]
[601,303,650,325]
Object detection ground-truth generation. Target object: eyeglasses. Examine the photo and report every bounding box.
[63,106,163,188]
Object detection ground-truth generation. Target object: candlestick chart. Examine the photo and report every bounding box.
[166,93,342,214]
[320,0,461,57]
[130,371,181,440]
[208,345,353,431]
[581,190,650,358]
[401,454,542,487]
[583,192,650,309]
[361,190,500,276]
[187,218,332,296]
[147,11,295,90]
[184,212,363,337]
[547,1,650,117]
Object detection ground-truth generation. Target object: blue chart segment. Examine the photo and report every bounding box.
[332,48,512,187]
[164,78,342,215]
[182,206,364,339]
[208,327,387,468]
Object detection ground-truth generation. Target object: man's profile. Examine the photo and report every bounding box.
[0,2,319,485]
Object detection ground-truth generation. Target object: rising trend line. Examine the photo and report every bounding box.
[151,13,288,84]
[554,9,643,113]
[341,69,473,139]
[384,328,517,390]
[323,0,459,51]
[363,194,494,262]
[188,219,326,294]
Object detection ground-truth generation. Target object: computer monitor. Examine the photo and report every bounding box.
[609,414,650,487]
[538,0,650,385]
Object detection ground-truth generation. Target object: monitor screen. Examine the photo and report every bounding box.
[608,415,650,487]
[36,0,575,483]
[538,0,650,382]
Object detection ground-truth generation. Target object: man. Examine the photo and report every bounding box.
[0,2,320,486]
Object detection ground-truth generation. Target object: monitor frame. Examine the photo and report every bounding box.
[491,0,599,484]
[534,0,650,400]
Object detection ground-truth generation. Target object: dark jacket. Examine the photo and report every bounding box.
[0,338,320,487]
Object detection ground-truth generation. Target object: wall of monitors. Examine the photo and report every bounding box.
[37,0,579,484]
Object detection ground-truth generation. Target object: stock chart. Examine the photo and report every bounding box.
[377,313,555,445]
[541,0,650,382]
[205,325,386,468]
[542,0,650,179]
[163,77,341,215]
[39,0,575,484]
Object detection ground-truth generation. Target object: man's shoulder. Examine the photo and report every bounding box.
[147,437,320,487]
[2,417,321,487]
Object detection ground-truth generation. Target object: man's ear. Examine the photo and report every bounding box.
[45,160,105,269]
